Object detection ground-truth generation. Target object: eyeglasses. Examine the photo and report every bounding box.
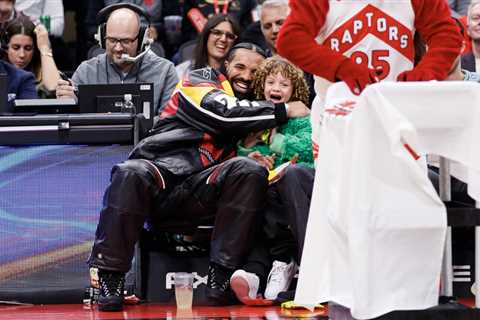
[105,36,138,47]
[210,29,237,41]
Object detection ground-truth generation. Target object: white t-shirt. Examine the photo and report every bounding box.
[15,0,64,37]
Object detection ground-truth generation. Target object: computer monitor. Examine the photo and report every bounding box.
[0,73,8,114]
[77,83,154,134]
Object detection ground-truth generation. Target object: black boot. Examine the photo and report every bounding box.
[206,263,234,305]
[98,270,125,311]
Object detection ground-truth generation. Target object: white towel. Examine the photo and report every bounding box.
[295,81,480,318]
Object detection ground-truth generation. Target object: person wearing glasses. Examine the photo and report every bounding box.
[175,14,240,78]
[56,6,178,114]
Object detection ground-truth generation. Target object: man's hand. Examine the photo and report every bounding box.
[336,59,379,95]
[243,131,264,148]
[248,151,275,170]
[56,79,76,99]
[286,101,310,118]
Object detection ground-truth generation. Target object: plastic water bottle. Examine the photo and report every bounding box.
[123,94,134,111]
[124,94,140,145]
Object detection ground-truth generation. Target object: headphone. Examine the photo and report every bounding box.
[94,3,152,55]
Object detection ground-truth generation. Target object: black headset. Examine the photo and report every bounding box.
[94,3,151,55]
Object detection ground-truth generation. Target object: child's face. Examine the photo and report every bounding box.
[264,72,293,104]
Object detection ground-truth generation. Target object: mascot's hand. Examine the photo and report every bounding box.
[397,68,438,81]
[336,59,379,95]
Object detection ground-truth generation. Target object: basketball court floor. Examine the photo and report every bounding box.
[0,299,478,320]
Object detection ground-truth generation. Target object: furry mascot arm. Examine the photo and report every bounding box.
[397,0,463,81]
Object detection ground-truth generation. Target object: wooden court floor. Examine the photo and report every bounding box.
[0,300,478,320]
[0,304,328,320]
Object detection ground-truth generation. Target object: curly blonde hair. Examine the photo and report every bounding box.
[253,55,310,106]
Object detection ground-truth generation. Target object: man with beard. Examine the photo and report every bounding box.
[87,42,310,312]
[56,4,178,114]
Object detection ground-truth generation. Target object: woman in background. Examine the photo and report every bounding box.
[3,16,60,97]
[175,14,240,77]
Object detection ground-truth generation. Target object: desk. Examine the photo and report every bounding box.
[0,113,136,145]
[296,82,480,319]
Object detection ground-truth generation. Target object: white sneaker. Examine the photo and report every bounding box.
[264,260,296,300]
[230,269,260,303]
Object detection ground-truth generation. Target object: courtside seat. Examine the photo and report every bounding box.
[445,203,480,299]
[129,225,214,304]
[429,166,480,300]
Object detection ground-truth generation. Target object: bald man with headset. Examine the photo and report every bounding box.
[56,3,178,114]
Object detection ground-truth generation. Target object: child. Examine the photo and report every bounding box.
[232,56,313,304]
[237,56,313,169]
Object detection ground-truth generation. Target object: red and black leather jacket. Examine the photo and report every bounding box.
[129,67,288,176]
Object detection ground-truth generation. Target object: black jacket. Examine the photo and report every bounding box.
[461,52,476,72]
[129,67,288,176]
[0,61,37,112]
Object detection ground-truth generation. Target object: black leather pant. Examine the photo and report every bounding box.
[88,156,269,273]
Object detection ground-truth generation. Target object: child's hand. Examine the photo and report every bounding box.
[248,151,275,170]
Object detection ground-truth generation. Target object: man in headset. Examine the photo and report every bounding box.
[56,4,178,114]
[87,42,310,311]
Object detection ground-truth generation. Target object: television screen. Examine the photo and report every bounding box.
[0,144,131,303]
